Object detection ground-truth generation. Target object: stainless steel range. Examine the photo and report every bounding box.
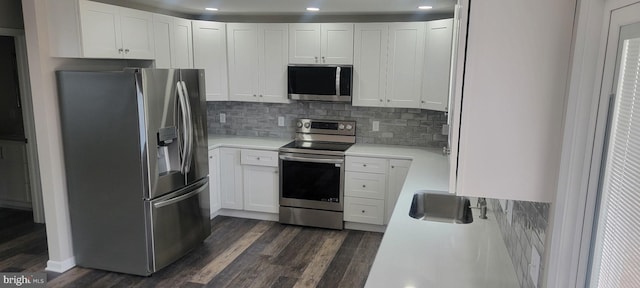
[279,119,356,230]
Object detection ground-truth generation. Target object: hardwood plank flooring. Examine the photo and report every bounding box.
[0,212,383,288]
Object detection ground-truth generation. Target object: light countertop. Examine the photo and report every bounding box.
[207,136,518,287]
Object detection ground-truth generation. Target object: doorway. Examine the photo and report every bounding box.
[0,29,44,224]
[587,2,640,287]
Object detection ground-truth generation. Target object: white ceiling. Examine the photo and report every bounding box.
[110,0,456,15]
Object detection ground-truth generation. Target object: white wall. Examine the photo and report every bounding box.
[21,0,137,272]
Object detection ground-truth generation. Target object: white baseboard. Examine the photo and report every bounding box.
[345,222,387,233]
[45,257,75,273]
[217,209,279,221]
[0,199,32,210]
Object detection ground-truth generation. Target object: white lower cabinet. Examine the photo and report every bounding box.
[344,197,385,225]
[241,150,279,213]
[211,147,279,214]
[219,148,243,210]
[208,149,221,215]
[344,156,411,226]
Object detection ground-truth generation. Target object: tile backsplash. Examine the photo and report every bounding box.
[490,199,550,288]
[206,101,448,147]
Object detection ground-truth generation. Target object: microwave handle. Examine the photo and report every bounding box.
[335,66,341,96]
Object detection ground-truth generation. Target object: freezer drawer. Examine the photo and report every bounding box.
[147,179,210,272]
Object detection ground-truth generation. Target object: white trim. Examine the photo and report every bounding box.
[546,0,640,287]
[45,257,76,273]
[216,209,279,221]
[0,29,45,223]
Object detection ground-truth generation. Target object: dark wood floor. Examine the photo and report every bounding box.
[0,210,383,288]
[0,208,48,273]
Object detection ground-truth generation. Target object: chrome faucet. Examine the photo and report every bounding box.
[477,198,488,219]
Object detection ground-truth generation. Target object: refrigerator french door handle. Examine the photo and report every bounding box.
[335,67,341,96]
[179,81,194,174]
[176,81,190,174]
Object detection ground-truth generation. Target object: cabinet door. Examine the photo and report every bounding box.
[152,14,173,68]
[119,7,155,59]
[172,18,193,68]
[386,23,425,108]
[421,19,454,112]
[208,149,221,216]
[321,23,354,64]
[258,24,289,103]
[386,159,411,224]
[219,148,243,210]
[193,21,228,101]
[352,23,388,107]
[79,0,122,58]
[0,142,30,204]
[288,23,321,64]
[455,0,574,202]
[243,165,279,213]
[227,23,260,102]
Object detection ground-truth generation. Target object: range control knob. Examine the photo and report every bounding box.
[304,122,311,128]
[346,124,353,130]
[338,124,345,130]
[297,121,303,128]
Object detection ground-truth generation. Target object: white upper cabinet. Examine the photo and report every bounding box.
[227,23,289,103]
[289,23,353,64]
[80,0,154,59]
[152,15,193,68]
[451,0,575,202]
[421,19,454,112]
[352,23,389,107]
[386,23,425,108]
[49,0,155,59]
[353,22,427,109]
[192,21,228,101]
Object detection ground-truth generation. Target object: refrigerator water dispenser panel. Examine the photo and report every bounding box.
[157,126,180,175]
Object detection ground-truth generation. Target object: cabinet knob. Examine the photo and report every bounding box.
[421,100,425,104]
[391,165,395,169]
[257,157,261,160]
[387,99,390,102]
[209,156,213,159]
[362,184,366,188]
[379,99,383,102]
[253,94,257,97]
[124,49,130,54]
[259,95,263,97]
[363,164,367,167]
[322,56,325,63]
[314,56,318,63]
[118,48,124,54]
[361,210,366,213]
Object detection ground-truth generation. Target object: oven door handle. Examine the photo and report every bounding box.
[279,155,344,164]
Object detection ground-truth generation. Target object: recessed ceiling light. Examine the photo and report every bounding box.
[418,6,433,10]
[306,7,320,11]
[205,7,218,11]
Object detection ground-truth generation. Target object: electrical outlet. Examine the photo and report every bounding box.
[372,121,380,132]
[219,113,226,123]
[442,124,450,135]
[278,116,285,127]
[529,245,541,287]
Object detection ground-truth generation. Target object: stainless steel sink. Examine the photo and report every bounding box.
[409,191,473,224]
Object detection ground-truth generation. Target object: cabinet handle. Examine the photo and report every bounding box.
[124,49,130,54]
[118,48,124,54]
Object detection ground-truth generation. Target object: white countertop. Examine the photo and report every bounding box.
[207,136,518,287]
[207,135,292,150]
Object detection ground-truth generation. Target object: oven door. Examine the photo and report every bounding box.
[279,152,344,211]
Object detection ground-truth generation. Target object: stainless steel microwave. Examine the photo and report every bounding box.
[287,65,353,103]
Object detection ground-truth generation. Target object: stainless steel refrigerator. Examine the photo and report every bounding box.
[56,69,210,276]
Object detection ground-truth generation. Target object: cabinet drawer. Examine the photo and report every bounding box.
[240,149,278,167]
[344,197,384,225]
[345,171,386,199]
[345,156,387,174]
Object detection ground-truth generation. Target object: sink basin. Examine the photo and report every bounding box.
[409,191,473,224]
